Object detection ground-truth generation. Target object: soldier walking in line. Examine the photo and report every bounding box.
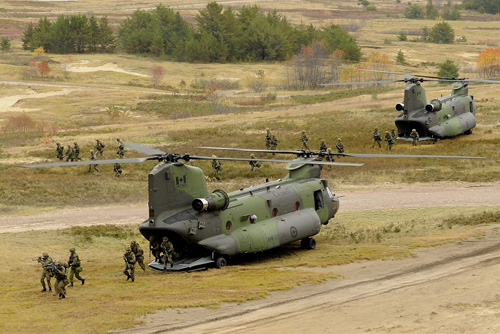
[123,247,136,282]
[319,140,327,153]
[265,128,272,150]
[68,248,85,287]
[114,163,122,177]
[211,155,222,181]
[65,145,75,162]
[73,142,82,160]
[410,129,419,146]
[161,236,175,269]
[300,130,310,150]
[94,139,105,157]
[54,262,69,299]
[325,148,335,162]
[385,131,394,151]
[372,128,382,148]
[249,153,261,172]
[116,138,125,158]
[391,129,397,142]
[55,142,64,160]
[39,252,53,292]
[130,241,146,271]
[88,150,99,172]
[336,138,344,154]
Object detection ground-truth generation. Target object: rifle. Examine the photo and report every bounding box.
[123,255,131,270]
[32,256,42,263]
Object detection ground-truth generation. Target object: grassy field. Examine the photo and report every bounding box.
[1,0,500,332]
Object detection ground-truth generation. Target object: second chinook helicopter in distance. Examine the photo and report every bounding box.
[321,71,500,141]
[21,144,483,272]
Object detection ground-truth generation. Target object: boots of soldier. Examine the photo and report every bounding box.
[58,293,63,299]
[126,274,130,281]
[41,287,47,292]
[81,279,85,285]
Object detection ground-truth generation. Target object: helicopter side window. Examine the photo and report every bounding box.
[226,221,232,231]
[314,190,323,210]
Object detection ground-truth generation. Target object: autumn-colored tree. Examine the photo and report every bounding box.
[151,64,165,86]
[2,113,36,133]
[477,47,500,78]
[33,46,45,58]
[367,52,390,82]
[37,60,50,78]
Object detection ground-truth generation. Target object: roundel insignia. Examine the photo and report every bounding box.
[290,226,298,238]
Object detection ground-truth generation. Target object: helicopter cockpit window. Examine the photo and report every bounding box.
[294,201,300,210]
[314,190,324,210]
[226,221,232,231]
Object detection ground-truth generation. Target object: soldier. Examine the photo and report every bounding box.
[319,140,327,153]
[265,128,272,150]
[123,246,136,282]
[269,135,278,151]
[410,129,419,146]
[149,235,161,262]
[94,139,105,157]
[391,129,397,142]
[211,155,222,181]
[114,163,122,177]
[88,150,99,172]
[130,241,146,271]
[55,142,64,160]
[73,142,82,160]
[249,153,261,172]
[39,252,53,292]
[336,138,344,154]
[300,130,310,150]
[53,262,69,299]
[65,145,75,162]
[371,128,382,148]
[68,247,85,287]
[160,236,175,269]
[384,131,394,151]
[116,138,125,158]
[325,148,335,162]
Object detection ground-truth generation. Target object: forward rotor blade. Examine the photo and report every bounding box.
[125,143,166,156]
[340,153,484,159]
[319,80,402,86]
[199,146,308,155]
[20,157,155,168]
[188,155,364,167]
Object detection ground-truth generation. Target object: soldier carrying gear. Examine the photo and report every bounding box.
[410,129,419,146]
[73,142,82,161]
[55,142,64,160]
[391,129,397,142]
[54,261,69,299]
[114,163,122,177]
[130,241,146,271]
[319,140,327,153]
[384,131,394,151]
[249,154,261,172]
[160,236,175,269]
[68,247,85,287]
[372,128,382,148]
[88,150,99,172]
[39,252,53,292]
[94,139,105,157]
[211,155,222,181]
[65,145,75,162]
[269,135,278,151]
[336,138,344,154]
[325,148,335,162]
[265,128,272,150]
[123,246,136,282]
[149,235,161,262]
[116,138,125,158]
[300,130,310,150]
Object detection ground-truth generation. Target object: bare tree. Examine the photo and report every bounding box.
[151,64,165,86]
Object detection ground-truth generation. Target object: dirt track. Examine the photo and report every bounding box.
[3,182,500,333]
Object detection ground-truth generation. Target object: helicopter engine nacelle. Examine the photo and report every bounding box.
[395,103,404,111]
[425,99,442,112]
[192,189,230,212]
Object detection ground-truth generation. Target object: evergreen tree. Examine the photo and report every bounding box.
[437,59,459,79]
[320,24,361,62]
[429,21,454,44]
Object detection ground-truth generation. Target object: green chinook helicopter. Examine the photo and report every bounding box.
[22,144,483,272]
[322,71,500,141]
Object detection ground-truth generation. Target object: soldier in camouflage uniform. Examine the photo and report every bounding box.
[94,139,105,157]
[114,163,122,177]
[68,247,85,287]
[336,138,344,154]
[39,252,53,292]
[391,129,397,142]
[269,135,278,151]
[319,140,327,153]
[249,153,261,172]
[130,241,146,271]
[300,130,310,150]
[65,145,75,162]
[265,128,272,150]
[149,235,161,262]
[116,138,125,158]
[161,236,175,269]
[384,131,394,151]
[371,128,382,148]
[55,142,64,160]
[54,262,69,299]
[410,129,419,146]
[123,246,136,282]
[73,142,82,160]
[88,150,99,172]
[211,155,222,181]
[325,148,335,162]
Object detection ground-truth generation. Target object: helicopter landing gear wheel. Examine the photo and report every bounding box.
[465,129,472,135]
[301,237,316,250]
[215,257,227,269]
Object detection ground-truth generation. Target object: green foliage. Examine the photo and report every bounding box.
[437,58,459,79]
[442,210,500,227]
[398,31,407,41]
[441,6,462,20]
[425,0,440,19]
[319,24,362,62]
[463,0,500,14]
[396,49,407,65]
[383,38,391,44]
[0,37,11,52]
[428,21,455,44]
[404,3,425,19]
[66,224,137,242]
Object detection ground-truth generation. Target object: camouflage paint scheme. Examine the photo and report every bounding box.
[395,81,476,141]
[139,158,338,264]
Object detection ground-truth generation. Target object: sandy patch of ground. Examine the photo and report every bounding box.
[0,88,77,112]
[68,62,149,77]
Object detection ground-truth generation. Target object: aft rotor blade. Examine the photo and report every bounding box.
[340,153,484,159]
[125,143,166,156]
[319,80,402,86]
[187,155,364,167]
[199,146,309,155]
[20,157,155,168]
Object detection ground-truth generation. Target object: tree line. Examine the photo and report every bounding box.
[22,2,361,63]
